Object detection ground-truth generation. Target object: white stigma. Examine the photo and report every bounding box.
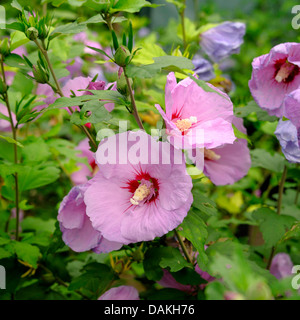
[175,116,198,133]
[204,149,221,161]
[275,62,297,83]
[130,183,152,206]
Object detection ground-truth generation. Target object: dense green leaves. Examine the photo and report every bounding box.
[251,149,285,173]
[252,208,295,247]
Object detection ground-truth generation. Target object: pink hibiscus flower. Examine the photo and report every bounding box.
[84,130,193,245]
[249,42,300,117]
[58,182,123,253]
[283,88,300,128]
[155,72,235,150]
[71,138,97,185]
[98,285,140,300]
[188,117,251,185]
[61,76,116,113]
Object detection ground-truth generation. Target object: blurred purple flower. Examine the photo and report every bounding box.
[98,286,140,300]
[200,21,246,62]
[274,119,300,163]
[270,253,294,279]
[192,55,215,81]
[249,42,300,117]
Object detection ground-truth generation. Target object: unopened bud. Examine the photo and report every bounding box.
[32,64,49,84]
[26,27,39,41]
[0,77,7,94]
[0,38,10,57]
[114,45,131,67]
[117,68,131,96]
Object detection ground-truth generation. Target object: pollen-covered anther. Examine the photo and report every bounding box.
[175,116,198,132]
[204,148,221,161]
[130,183,152,206]
[275,61,298,83]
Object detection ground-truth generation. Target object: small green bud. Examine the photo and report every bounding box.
[116,68,132,96]
[41,273,55,284]
[32,64,49,84]
[26,27,39,41]
[0,77,7,94]
[0,38,10,57]
[114,45,131,67]
[38,25,49,40]
[132,244,144,262]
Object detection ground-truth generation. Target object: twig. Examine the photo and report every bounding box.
[0,57,20,241]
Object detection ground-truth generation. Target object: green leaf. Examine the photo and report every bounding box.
[191,189,218,217]
[111,0,161,13]
[128,21,133,52]
[235,101,278,122]
[49,21,87,41]
[143,247,167,281]
[178,210,208,270]
[252,208,296,247]
[159,247,192,272]
[233,124,252,145]
[21,217,56,233]
[69,262,116,296]
[81,100,112,124]
[0,135,24,148]
[46,91,124,111]
[21,137,51,164]
[171,267,207,286]
[111,30,119,51]
[126,55,194,79]
[188,75,229,99]
[250,149,285,173]
[13,241,40,268]
[17,165,60,191]
[0,247,13,259]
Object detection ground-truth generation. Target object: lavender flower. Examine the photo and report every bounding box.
[201,21,246,62]
[274,119,300,163]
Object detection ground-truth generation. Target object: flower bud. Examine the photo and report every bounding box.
[132,246,144,262]
[117,68,131,96]
[114,45,131,67]
[32,64,49,84]
[0,77,7,94]
[26,27,39,41]
[0,38,10,57]
[38,24,49,40]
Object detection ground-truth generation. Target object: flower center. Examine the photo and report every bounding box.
[130,179,154,206]
[175,116,197,133]
[204,149,221,161]
[274,60,299,83]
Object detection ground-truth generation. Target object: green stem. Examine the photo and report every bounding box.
[295,183,300,205]
[0,57,20,241]
[123,67,144,130]
[266,165,287,270]
[180,1,187,50]
[175,229,193,264]
[33,39,98,150]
